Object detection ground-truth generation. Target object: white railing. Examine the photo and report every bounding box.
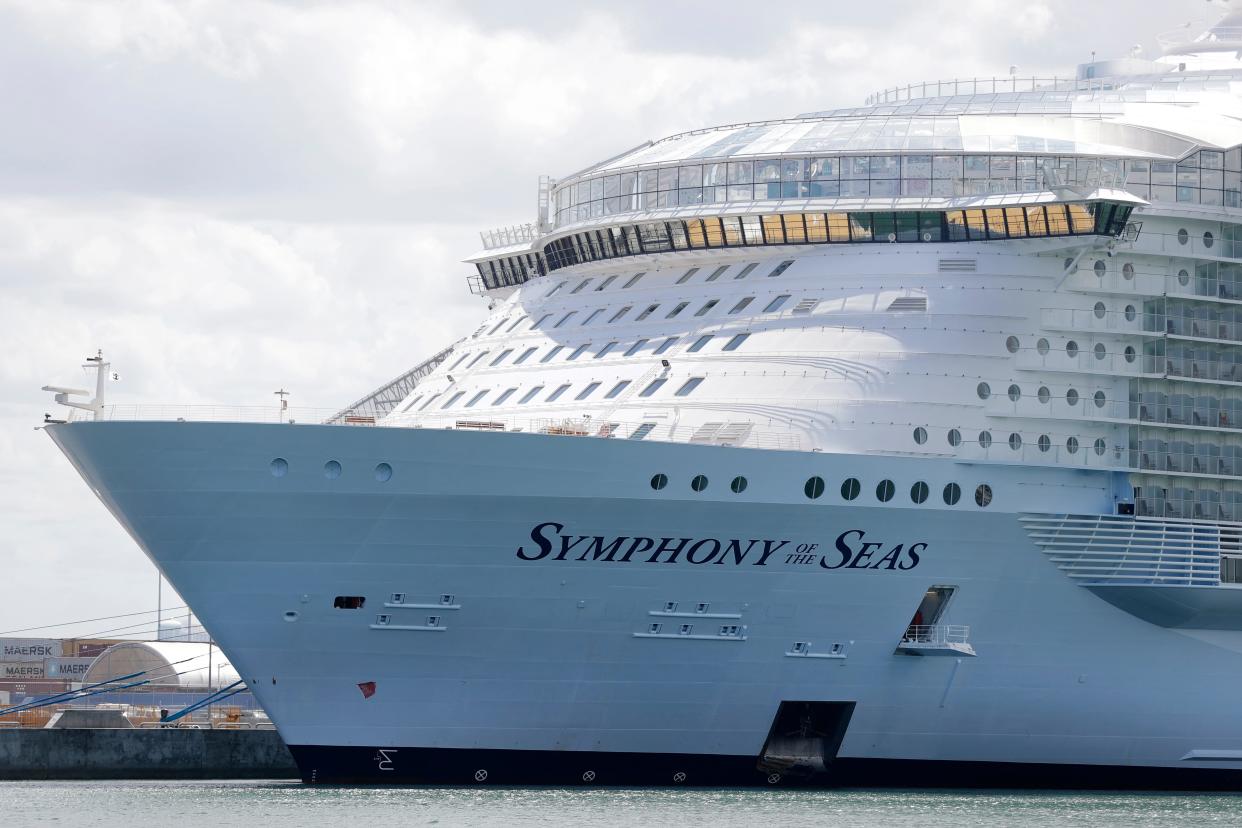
[901,625,970,645]
[1021,513,1228,586]
[67,406,806,452]
[864,76,1120,106]
[479,224,539,250]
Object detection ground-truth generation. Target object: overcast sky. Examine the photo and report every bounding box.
[0,0,1217,640]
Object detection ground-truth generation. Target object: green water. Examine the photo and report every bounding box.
[4,781,1242,827]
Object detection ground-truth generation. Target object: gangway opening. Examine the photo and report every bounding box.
[756,701,855,780]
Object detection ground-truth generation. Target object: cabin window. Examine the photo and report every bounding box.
[595,341,618,358]
[731,476,748,493]
[636,304,660,320]
[493,388,517,406]
[596,275,618,291]
[489,317,509,334]
[467,352,490,368]
[554,311,577,328]
[631,423,656,440]
[729,297,755,314]
[943,483,962,505]
[876,480,895,502]
[650,473,668,490]
[734,263,760,280]
[610,306,632,322]
[841,478,860,500]
[570,279,592,294]
[540,346,564,363]
[624,339,649,356]
[575,382,602,401]
[582,308,605,325]
[975,484,993,507]
[695,299,719,317]
[767,260,794,277]
[723,333,750,351]
[514,347,537,365]
[654,337,678,355]
[464,389,488,408]
[546,282,567,297]
[666,302,690,319]
[334,596,366,609]
[518,386,544,404]
[764,295,790,313]
[688,335,713,353]
[547,383,572,402]
[805,476,826,499]
[677,268,700,284]
[910,481,929,504]
[622,272,645,288]
[639,378,667,397]
[705,265,729,281]
[489,349,513,366]
[531,313,553,329]
[676,377,704,397]
[441,391,465,409]
[605,380,631,399]
[449,352,471,369]
[691,475,709,492]
[506,316,528,332]
[566,344,591,361]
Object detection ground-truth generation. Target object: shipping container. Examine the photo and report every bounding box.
[0,638,61,661]
[44,658,95,679]
[1,661,46,680]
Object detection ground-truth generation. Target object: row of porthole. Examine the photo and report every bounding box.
[915,427,1107,455]
[1006,336,1138,364]
[650,472,991,507]
[978,382,1108,407]
[270,458,393,482]
[807,476,992,507]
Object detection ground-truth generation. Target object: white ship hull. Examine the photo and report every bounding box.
[46,421,1242,787]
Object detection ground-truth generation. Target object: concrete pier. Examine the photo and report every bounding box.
[0,728,299,779]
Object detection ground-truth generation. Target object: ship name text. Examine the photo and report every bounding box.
[515,522,923,571]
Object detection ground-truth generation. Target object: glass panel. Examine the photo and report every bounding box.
[964,209,987,240]
[721,217,745,246]
[703,218,725,247]
[1067,203,1095,234]
[1005,207,1028,238]
[1025,205,1048,236]
[805,213,829,243]
[762,215,785,244]
[782,214,807,243]
[685,219,707,248]
[741,215,764,245]
[827,213,851,242]
[985,208,1007,239]
[849,213,873,242]
[1045,204,1070,235]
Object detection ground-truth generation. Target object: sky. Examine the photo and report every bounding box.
[0,0,1217,640]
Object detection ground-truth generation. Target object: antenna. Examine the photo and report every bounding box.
[274,388,290,423]
[42,349,112,421]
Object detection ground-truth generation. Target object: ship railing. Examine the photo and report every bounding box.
[68,407,807,452]
[1158,25,1242,52]
[863,76,1121,106]
[900,625,970,645]
[478,223,539,250]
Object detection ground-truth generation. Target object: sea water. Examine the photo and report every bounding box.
[4,781,1242,827]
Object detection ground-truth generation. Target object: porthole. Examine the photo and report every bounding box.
[1038,434,1051,453]
[1066,341,1079,358]
[1038,386,1051,404]
[730,476,748,494]
[1066,436,1079,454]
[1008,433,1023,450]
[1094,343,1106,361]
[1178,228,1189,245]
[324,460,342,479]
[1036,338,1050,356]
[270,458,288,478]
[1123,263,1135,280]
[840,477,860,501]
[913,426,928,445]
[1094,438,1107,456]
[1005,336,1020,354]
[943,483,962,506]
[1124,345,1136,363]
[1124,304,1136,322]
[977,382,991,400]
[805,476,826,500]
[1007,384,1021,402]
[650,473,668,491]
[691,474,709,492]
[1178,268,1191,286]
[374,463,393,482]
[910,481,929,504]
[1094,390,1106,409]
[975,484,993,508]
[978,431,993,449]
[1093,260,1106,277]
[1066,388,1080,406]
[1093,302,1106,319]
[876,480,895,503]
[1204,231,1215,249]
[948,429,962,447]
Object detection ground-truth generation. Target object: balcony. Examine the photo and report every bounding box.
[895,625,975,657]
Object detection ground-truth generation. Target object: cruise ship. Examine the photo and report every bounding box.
[41,6,1242,788]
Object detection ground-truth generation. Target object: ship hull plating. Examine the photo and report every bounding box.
[47,422,1242,788]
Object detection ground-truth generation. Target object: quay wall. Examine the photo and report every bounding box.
[0,729,299,779]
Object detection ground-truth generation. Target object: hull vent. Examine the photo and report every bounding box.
[792,298,820,314]
[938,258,977,273]
[887,296,927,312]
